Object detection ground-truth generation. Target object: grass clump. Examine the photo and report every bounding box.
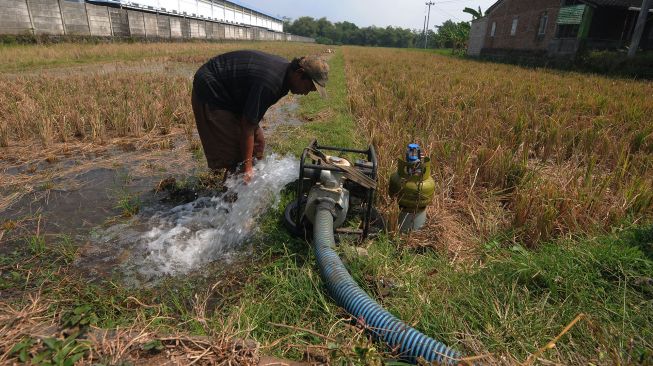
[336,226,653,364]
[268,50,361,156]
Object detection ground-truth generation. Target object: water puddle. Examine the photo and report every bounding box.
[81,154,299,285]
[260,96,302,136]
[0,136,196,235]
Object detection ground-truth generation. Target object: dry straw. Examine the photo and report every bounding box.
[344,47,653,250]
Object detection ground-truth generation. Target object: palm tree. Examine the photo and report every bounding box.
[463,6,484,20]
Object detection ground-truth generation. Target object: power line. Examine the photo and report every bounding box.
[434,5,465,22]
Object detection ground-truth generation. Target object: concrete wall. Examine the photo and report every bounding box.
[108,7,129,37]
[467,17,488,56]
[1,0,33,34]
[28,0,64,35]
[179,17,190,38]
[143,12,157,38]
[60,0,90,35]
[86,3,111,36]
[169,16,181,38]
[127,10,145,37]
[0,0,314,43]
[157,14,171,38]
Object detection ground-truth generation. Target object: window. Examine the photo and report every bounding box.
[511,17,519,36]
[490,21,496,37]
[538,12,549,36]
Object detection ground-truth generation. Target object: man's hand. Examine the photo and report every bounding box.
[243,166,254,184]
[240,116,257,184]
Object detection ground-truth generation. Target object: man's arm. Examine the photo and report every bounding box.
[240,116,257,183]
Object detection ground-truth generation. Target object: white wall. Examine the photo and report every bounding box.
[92,0,284,32]
[179,0,196,16]
[212,3,224,21]
[197,0,211,19]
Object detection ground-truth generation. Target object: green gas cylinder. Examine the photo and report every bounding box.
[388,144,435,232]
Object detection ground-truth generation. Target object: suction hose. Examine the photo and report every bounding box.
[313,202,461,365]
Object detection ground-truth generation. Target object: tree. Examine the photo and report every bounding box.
[289,16,319,38]
[316,17,337,43]
[437,20,471,53]
[282,16,292,33]
[282,16,429,49]
[463,6,484,20]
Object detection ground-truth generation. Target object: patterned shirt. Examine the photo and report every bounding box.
[193,50,290,125]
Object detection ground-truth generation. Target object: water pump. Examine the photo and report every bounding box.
[283,139,382,240]
[283,140,461,364]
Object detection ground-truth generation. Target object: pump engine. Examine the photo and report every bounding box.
[283,139,383,240]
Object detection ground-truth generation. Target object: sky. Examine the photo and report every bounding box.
[238,0,498,30]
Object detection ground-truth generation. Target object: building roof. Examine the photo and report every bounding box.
[485,0,652,15]
[582,0,653,7]
[485,0,504,15]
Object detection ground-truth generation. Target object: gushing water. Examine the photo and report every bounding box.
[94,154,298,281]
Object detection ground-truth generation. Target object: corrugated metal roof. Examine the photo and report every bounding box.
[484,0,651,19]
[557,4,587,24]
[582,0,653,8]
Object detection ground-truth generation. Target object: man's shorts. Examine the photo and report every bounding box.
[192,90,243,172]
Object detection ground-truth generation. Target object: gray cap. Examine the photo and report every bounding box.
[300,55,329,98]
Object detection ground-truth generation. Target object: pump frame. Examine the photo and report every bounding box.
[290,139,378,240]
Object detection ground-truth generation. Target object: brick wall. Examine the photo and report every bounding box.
[483,0,560,52]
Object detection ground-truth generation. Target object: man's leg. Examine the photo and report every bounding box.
[192,91,242,174]
[253,126,265,160]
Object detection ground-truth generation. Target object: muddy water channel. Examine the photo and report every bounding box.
[1,63,305,285]
[85,155,298,285]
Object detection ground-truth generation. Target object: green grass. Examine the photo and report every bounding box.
[212,183,653,363]
[270,50,361,156]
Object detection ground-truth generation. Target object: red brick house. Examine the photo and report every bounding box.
[467,0,653,57]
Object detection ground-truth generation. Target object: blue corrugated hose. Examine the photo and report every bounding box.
[313,205,461,365]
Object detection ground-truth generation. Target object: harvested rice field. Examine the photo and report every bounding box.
[0,41,651,365]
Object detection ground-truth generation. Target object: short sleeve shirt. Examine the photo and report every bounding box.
[193,50,290,125]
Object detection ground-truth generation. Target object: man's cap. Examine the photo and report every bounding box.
[300,55,329,98]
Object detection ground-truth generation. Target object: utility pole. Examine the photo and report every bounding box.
[424,1,435,49]
[422,13,427,47]
[628,0,652,58]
